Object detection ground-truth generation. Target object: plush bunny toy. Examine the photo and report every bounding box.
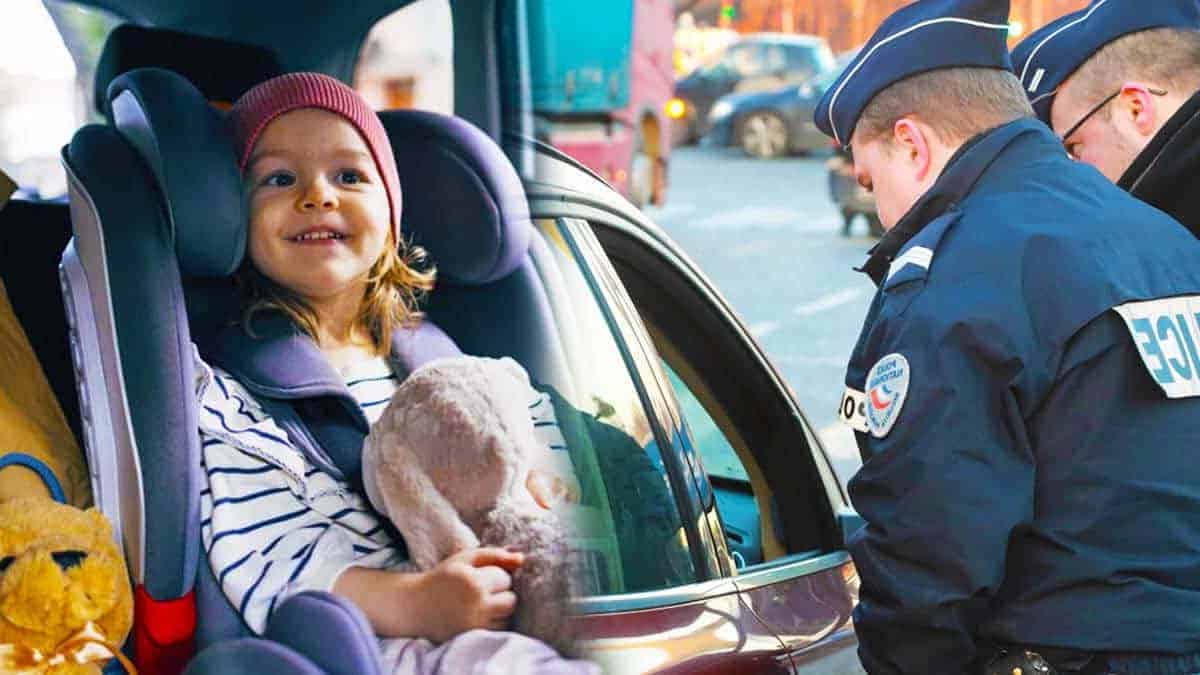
[362,356,579,656]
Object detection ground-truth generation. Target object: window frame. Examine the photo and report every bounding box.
[551,217,725,588]
[525,147,851,609]
[594,223,844,555]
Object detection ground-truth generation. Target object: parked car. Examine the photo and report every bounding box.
[670,33,835,145]
[703,66,839,158]
[15,0,865,672]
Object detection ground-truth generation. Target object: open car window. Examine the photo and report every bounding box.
[589,216,847,572]
[354,0,453,113]
[2,1,121,199]
[529,217,699,597]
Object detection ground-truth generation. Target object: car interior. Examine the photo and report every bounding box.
[0,1,615,671]
[2,0,853,671]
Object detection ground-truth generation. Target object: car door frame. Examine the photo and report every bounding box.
[524,146,861,670]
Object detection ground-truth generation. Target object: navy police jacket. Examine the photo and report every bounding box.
[839,118,1200,675]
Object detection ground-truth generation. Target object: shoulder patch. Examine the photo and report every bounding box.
[865,353,909,438]
[1114,296,1200,398]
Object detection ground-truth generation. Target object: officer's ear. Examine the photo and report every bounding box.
[1115,82,1164,139]
[892,117,935,182]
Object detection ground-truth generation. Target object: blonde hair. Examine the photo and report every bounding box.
[1068,27,1200,113]
[855,67,1034,148]
[238,235,436,356]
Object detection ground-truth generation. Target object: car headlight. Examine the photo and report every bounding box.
[709,100,733,122]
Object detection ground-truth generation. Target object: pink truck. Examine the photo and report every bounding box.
[528,0,675,207]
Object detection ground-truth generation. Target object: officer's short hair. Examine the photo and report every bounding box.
[1067,27,1200,111]
[855,67,1034,148]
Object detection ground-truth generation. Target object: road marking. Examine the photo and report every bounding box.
[643,203,696,221]
[691,206,835,231]
[793,287,867,317]
[748,321,779,338]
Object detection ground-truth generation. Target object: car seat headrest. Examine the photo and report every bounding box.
[95,25,283,116]
[107,68,246,278]
[381,110,532,286]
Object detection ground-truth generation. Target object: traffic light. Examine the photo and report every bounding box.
[719,0,738,27]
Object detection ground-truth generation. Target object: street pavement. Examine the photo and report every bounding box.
[645,145,875,490]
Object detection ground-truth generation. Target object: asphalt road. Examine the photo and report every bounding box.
[644,145,875,489]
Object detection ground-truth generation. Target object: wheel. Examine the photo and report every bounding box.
[628,130,653,209]
[740,111,789,159]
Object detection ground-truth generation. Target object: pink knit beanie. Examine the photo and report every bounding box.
[229,72,402,239]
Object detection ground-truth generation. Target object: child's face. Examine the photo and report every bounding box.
[243,108,391,309]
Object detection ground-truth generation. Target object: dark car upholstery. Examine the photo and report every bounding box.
[0,199,81,444]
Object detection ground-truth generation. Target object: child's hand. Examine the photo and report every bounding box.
[417,547,525,643]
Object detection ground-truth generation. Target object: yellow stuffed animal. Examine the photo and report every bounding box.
[0,498,133,674]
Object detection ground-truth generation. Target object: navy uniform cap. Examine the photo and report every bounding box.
[813,0,1013,146]
[1012,0,1200,124]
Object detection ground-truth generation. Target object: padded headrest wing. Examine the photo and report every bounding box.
[95,25,283,115]
[107,68,245,278]
[381,110,532,286]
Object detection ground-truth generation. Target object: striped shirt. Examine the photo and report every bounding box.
[194,349,572,634]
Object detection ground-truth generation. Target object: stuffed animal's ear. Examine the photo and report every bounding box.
[86,507,115,539]
[497,357,531,385]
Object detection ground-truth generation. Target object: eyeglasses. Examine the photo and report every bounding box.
[1059,86,1167,154]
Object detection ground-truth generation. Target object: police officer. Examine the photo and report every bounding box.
[813,0,1200,673]
[1012,1,1200,238]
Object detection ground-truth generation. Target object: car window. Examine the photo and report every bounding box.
[763,44,787,74]
[662,360,747,483]
[2,1,121,199]
[660,358,766,571]
[531,218,698,596]
[354,0,453,113]
[728,43,764,77]
[592,219,847,571]
[785,45,820,77]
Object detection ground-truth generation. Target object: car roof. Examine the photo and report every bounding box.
[50,0,415,75]
[741,33,828,47]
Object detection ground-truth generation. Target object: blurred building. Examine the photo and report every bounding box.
[681,0,1088,53]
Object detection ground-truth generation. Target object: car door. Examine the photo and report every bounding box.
[524,144,864,674]
[529,213,791,674]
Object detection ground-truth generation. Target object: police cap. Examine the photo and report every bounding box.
[1012,0,1200,124]
[814,0,1014,146]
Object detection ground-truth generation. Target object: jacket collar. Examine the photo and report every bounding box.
[203,311,460,484]
[859,117,1052,286]
[1118,88,1200,239]
[209,312,356,402]
[206,310,460,403]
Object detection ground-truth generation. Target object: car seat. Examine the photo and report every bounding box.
[61,64,574,674]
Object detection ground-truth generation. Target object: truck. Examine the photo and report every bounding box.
[526,0,674,207]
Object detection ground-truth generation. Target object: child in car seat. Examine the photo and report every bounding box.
[192,72,596,674]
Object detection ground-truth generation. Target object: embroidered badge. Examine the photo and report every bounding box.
[865,353,909,438]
